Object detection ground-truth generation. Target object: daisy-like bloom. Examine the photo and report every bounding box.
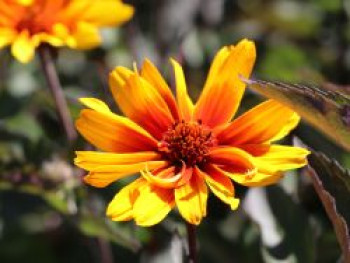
[75,39,310,226]
[0,0,134,63]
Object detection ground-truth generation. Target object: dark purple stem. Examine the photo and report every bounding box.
[186,222,198,263]
[38,45,77,143]
[97,238,114,263]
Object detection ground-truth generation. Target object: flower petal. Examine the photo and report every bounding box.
[107,178,145,221]
[0,28,16,48]
[0,2,21,26]
[141,166,179,189]
[241,144,310,174]
[141,59,179,120]
[81,1,134,26]
[209,147,261,185]
[170,59,194,121]
[141,165,192,189]
[194,39,256,127]
[82,160,167,188]
[269,112,300,143]
[16,0,33,5]
[197,166,239,210]
[209,147,256,175]
[79,97,111,113]
[216,144,309,186]
[75,151,161,170]
[11,30,38,63]
[68,21,101,49]
[133,182,175,226]
[217,99,300,146]
[33,33,64,47]
[76,98,158,153]
[174,170,208,225]
[109,67,174,139]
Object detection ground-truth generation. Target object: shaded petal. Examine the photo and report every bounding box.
[218,99,300,146]
[196,166,239,210]
[141,59,179,120]
[170,59,194,121]
[82,160,167,188]
[107,178,145,221]
[194,39,256,127]
[76,98,158,152]
[32,33,64,47]
[133,182,175,226]
[213,165,260,187]
[109,67,174,139]
[216,144,309,186]
[175,170,208,225]
[241,144,310,174]
[209,147,256,175]
[209,147,260,185]
[233,171,283,187]
[11,30,38,63]
[141,165,192,189]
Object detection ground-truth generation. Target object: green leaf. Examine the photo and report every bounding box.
[246,80,350,151]
[4,112,44,142]
[78,212,141,252]
[306,152,350,262]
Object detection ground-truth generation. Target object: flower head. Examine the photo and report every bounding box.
[0,0,134,63]
[75,39,310,226]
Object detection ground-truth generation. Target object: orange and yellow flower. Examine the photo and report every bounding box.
[75,39,310,226]
[0,0,134,63]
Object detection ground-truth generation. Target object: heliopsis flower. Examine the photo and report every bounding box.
[0,0,134,63]
[75,39,310,226]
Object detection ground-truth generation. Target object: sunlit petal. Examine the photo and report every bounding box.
[109,67,174,139]
[170,59,194,121]
[241,144,310,174]
[107,178,145,221]
[218,99,300,145]
[11,30,38,63]
[82,160,167,188]
[76,100,158,152]
[175,170,208,225]
[194,39,256,127]
[209,147,257,175]
[133,183,175,226]
[141,59,179,120]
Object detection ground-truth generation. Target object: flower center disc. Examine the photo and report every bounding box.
[158,121,216,167]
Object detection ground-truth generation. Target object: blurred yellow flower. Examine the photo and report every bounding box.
[75,39,310,226]
[0,0,134,63]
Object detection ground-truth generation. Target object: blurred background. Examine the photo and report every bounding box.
[0,0,349,262]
